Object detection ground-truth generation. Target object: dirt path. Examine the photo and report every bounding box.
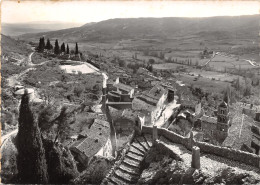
[6,51,49,87]
[243,59,259,67]
[1,129,18,152]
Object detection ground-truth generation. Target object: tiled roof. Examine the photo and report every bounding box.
[70,119,110,158]
[200,115,217,124]
[223,112,253,150]
[114,83,133,92]
[142,85,166,101]
[181,100,197,107]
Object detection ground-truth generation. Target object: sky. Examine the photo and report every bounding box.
[2,1,259,24]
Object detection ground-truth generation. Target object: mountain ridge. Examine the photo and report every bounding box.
[19,15,260,42]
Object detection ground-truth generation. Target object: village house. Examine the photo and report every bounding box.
[106,77,135,103]
[70,119,112,167]
[179,98,201,116]
[199,100,231,143]
[200,115,217,140]
[242,103,260,121]
[137,85,167,106]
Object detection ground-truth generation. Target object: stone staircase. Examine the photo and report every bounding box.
[103,134,152,185]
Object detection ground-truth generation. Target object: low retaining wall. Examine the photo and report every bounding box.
[142,126,260,168]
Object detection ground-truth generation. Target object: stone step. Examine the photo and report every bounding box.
[126,151,144,162]
[129,145,145,156]
[109,176,128,185]
[119,163,140,176]
[114,168,139,183]
[144,134,153,147]
[124,156,141,168]
[128,150,144,158]
[135,137,150,151]
[131,142,146,154]
[122,160,140,171]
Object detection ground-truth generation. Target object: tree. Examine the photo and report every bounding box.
[66,44,69,54]
[53,106,76,143]
[148,58,155,64]
[75,42,79,55]
[38,37,45,52]
[54,39,60,55]
[45,39,51,50]
[60,43,65,53]
[234,77,240,90]
[223,85,231,104]
[244,85,252,97]
[17,91,48,183]
[118,59,126,67]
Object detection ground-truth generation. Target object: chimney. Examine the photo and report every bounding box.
[167,88,175,103]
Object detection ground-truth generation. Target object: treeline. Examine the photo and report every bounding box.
[37,37,79,55]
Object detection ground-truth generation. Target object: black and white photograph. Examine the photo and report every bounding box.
[1,0,260,184]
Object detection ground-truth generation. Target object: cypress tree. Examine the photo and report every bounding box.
[66,44,69,54]
[61,43,65,53]
[54,39,60,55]
[45,39,51,50]
[42,37,45,50]
[17,90,48,184]
[38,37,45,52]
[38,37,42,51]
[75,42,78,55]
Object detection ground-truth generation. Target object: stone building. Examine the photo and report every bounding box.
[106,77,135,103]
[200,115,217,139]
[200,100,231,143]
[70,119,112,167]
[215,101,231,141]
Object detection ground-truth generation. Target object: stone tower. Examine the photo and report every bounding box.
[216,100,231,140]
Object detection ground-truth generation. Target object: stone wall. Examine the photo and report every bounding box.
[141,126,260,168]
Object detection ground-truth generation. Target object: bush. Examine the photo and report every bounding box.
[148,59,155,64]
[73,85,84,97]
[118,60,126,67]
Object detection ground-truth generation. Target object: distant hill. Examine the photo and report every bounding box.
[2,21,83,37]
[19,15,260,42]
[1,34,31,55]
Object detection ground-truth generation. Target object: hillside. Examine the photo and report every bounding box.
[2,22,83,37]
[1,34,31,56]
[20,15,260,42]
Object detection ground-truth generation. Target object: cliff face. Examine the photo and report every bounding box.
[72,156,115,184]
[138,147,260,184]
[43,139,79,184]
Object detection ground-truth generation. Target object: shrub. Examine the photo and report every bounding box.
[74,85,84,97]
[118,60,126,67]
